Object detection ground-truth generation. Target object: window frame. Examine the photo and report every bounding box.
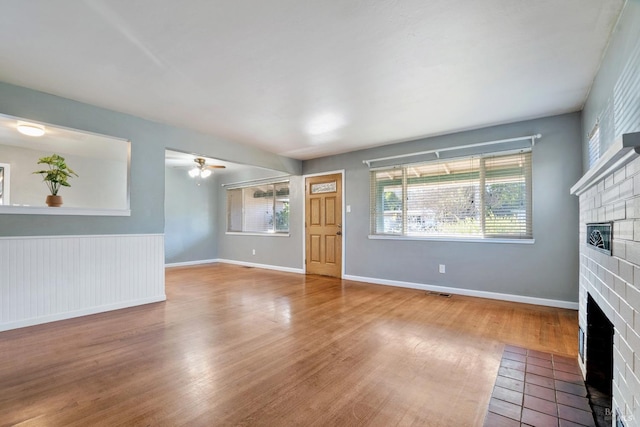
[368,150,534,244]
[225,179,290,236]
[0,163,10,206]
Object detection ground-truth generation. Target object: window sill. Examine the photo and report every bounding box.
[226,232,290,237]
[0,206,131,216]
[368,234,534,244]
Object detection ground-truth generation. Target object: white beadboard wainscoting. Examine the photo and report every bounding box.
[0,234,166,332]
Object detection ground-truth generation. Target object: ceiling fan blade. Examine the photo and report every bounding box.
[206,165,226,169]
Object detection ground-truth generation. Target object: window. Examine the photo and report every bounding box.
[370,151,532,239]
[588,122,600,168]
[227,181,289,234]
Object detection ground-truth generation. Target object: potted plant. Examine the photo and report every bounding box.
[33,154,78,207]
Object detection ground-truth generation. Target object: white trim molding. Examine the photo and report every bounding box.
[0,162,10,205]
[0,234,166,332]
[571,132,640,196]
[0,233,163,240]
[165,259,219,268]
[1,296,165,332]
[166,258,304,274]
[368,235,535,244]
[217,258,304,274]
[0,206,131,216]
[343,274,578,310]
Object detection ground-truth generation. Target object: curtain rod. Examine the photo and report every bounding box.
[362,134,542,167]
[220,175,290,188]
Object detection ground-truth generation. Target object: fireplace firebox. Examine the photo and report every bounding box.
[586,294,614,426]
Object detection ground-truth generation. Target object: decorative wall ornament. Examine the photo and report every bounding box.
[311,181,336,194]
[586,222,612,255]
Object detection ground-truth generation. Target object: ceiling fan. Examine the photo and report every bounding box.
[188,157,226,178]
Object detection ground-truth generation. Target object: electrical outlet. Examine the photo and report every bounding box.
[252,249,256,255]
[439,264,445,274]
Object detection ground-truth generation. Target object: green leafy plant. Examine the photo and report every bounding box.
[33,154,78,196]
[275,202,290,231]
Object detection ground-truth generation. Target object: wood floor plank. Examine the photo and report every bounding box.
[0,263,577,426]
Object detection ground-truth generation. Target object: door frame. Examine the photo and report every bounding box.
[302,170,346,278]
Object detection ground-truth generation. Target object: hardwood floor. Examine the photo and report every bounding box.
[0,264,577,426]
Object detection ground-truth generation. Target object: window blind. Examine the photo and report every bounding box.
[370,151,532,239]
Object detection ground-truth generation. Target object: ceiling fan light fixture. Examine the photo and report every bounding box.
[17,122,45,137]
[187,157,224,179]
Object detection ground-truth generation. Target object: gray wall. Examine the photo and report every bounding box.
[216,168,304,270]
[0,82,301,237]
[582,0,640,169]
[164,165,218,264]
[303,113,583,302]
[164,160,303,268]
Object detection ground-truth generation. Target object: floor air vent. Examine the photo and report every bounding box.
[426,291,452,298]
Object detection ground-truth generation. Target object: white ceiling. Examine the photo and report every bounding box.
[0,0,624,160]
[164,149,246,172]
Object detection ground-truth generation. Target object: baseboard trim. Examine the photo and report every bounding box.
[343,274,578,310]
[0,295,167,332]
[165,259,219,268]
[217,259,304,274]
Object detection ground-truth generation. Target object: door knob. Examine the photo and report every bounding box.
[337,231,342,236]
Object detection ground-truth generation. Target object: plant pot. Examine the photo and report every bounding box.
[46,195,63,207]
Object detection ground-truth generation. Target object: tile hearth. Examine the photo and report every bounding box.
[484,345,595,427]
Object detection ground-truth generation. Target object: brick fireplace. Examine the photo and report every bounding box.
[572,132,640,425]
